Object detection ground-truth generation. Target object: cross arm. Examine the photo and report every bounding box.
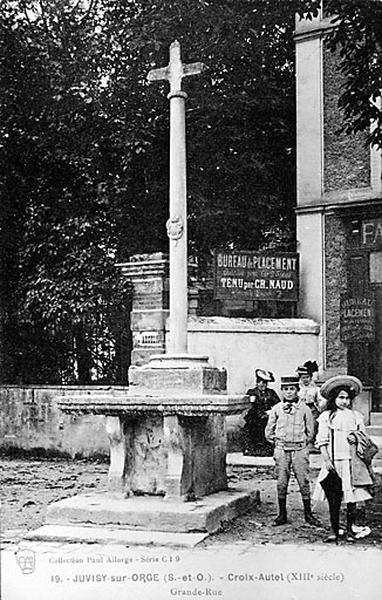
[147,66,170,83]
[183,62,207,77]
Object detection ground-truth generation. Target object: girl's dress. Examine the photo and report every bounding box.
[313,408,372,504]
[298,381,326,415]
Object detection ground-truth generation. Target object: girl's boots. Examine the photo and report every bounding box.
[346,502,357,541]
[303,498,321,526]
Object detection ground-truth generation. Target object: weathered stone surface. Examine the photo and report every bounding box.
[55,403,242,498]
[131,347,165,366]
[324,214,348,374]
[323,43,370,193]
[163,414,227,499]
[56,393,248,416]
[125,414,167,495]
[117,254,170,365]
[45,486,259,533]
[0,384,113,458]
[131,310,169,330]
[128,362,227,395]
[24,525,209,547]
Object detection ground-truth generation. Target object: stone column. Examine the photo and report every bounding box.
[295,11,327,375]
[105,416,128,493]
[147,40,206,359]
[167,89,188,354]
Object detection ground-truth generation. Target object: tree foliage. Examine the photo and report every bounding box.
[325,0,382,148]
[0,0,134,383]
[1,0,380,382]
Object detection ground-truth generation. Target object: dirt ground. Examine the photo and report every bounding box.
[1,458,381,547]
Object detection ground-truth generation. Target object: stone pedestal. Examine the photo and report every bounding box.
[104,411,227,499]
[117,253,169,366]
[55,355,246,502]
[117,254,200,367]
[128,354,226,396]
[24,355,254,546]
[26,247,252,544]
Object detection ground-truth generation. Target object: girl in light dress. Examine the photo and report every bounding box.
[313,376,373,542]
[296,360,325,449]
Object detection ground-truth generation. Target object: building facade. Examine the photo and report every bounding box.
[295,10,382,420]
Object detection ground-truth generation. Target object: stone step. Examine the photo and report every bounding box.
[227,451,382,472]
[366,426,382,437]
[24,525,209,548]
[370,412,382,426]
[45,487,259,535]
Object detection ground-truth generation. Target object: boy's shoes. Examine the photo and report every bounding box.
[273,514,288,526]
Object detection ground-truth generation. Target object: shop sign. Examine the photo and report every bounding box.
[340,293,375,343]
[361,219,382,248]
[213,250,299,302]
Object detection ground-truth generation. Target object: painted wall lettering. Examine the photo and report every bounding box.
[362,220,382,247]
[340,294,375,343]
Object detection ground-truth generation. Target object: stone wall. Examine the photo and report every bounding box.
[186,316,321,450]
[323,43,370,193]
[0,385,115,458]
[324,213,348,375]
[186,316,320,394]
[0,318,321,456]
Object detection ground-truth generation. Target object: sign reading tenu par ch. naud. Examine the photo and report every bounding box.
[213,250,299,302]
[340,293,376,343]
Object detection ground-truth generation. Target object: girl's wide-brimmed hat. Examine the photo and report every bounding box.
[320,375,362,400]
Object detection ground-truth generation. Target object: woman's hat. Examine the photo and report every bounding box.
[255,369,275,383]
[296,360,319,376]
[320,375,362,399]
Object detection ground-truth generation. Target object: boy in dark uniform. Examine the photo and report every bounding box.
[242,369,280,456]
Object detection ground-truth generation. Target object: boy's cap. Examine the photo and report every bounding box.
[280,376,300,386]
[255,369,274,383]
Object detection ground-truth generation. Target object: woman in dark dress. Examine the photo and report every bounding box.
[242,369,280,456]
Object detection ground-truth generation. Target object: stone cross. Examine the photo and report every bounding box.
[148,40,206,355]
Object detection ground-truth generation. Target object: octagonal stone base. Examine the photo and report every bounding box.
[28,485,259,544]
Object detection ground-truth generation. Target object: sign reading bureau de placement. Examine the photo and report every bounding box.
[213,250,299,302]
[340,293,376,343]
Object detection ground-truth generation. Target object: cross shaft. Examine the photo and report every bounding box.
[147,41,205,355]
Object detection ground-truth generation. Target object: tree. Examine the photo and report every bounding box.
[5,0,379,381]
[0,0,133,383]
[325,0,382,148]
[1,0,324,382]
